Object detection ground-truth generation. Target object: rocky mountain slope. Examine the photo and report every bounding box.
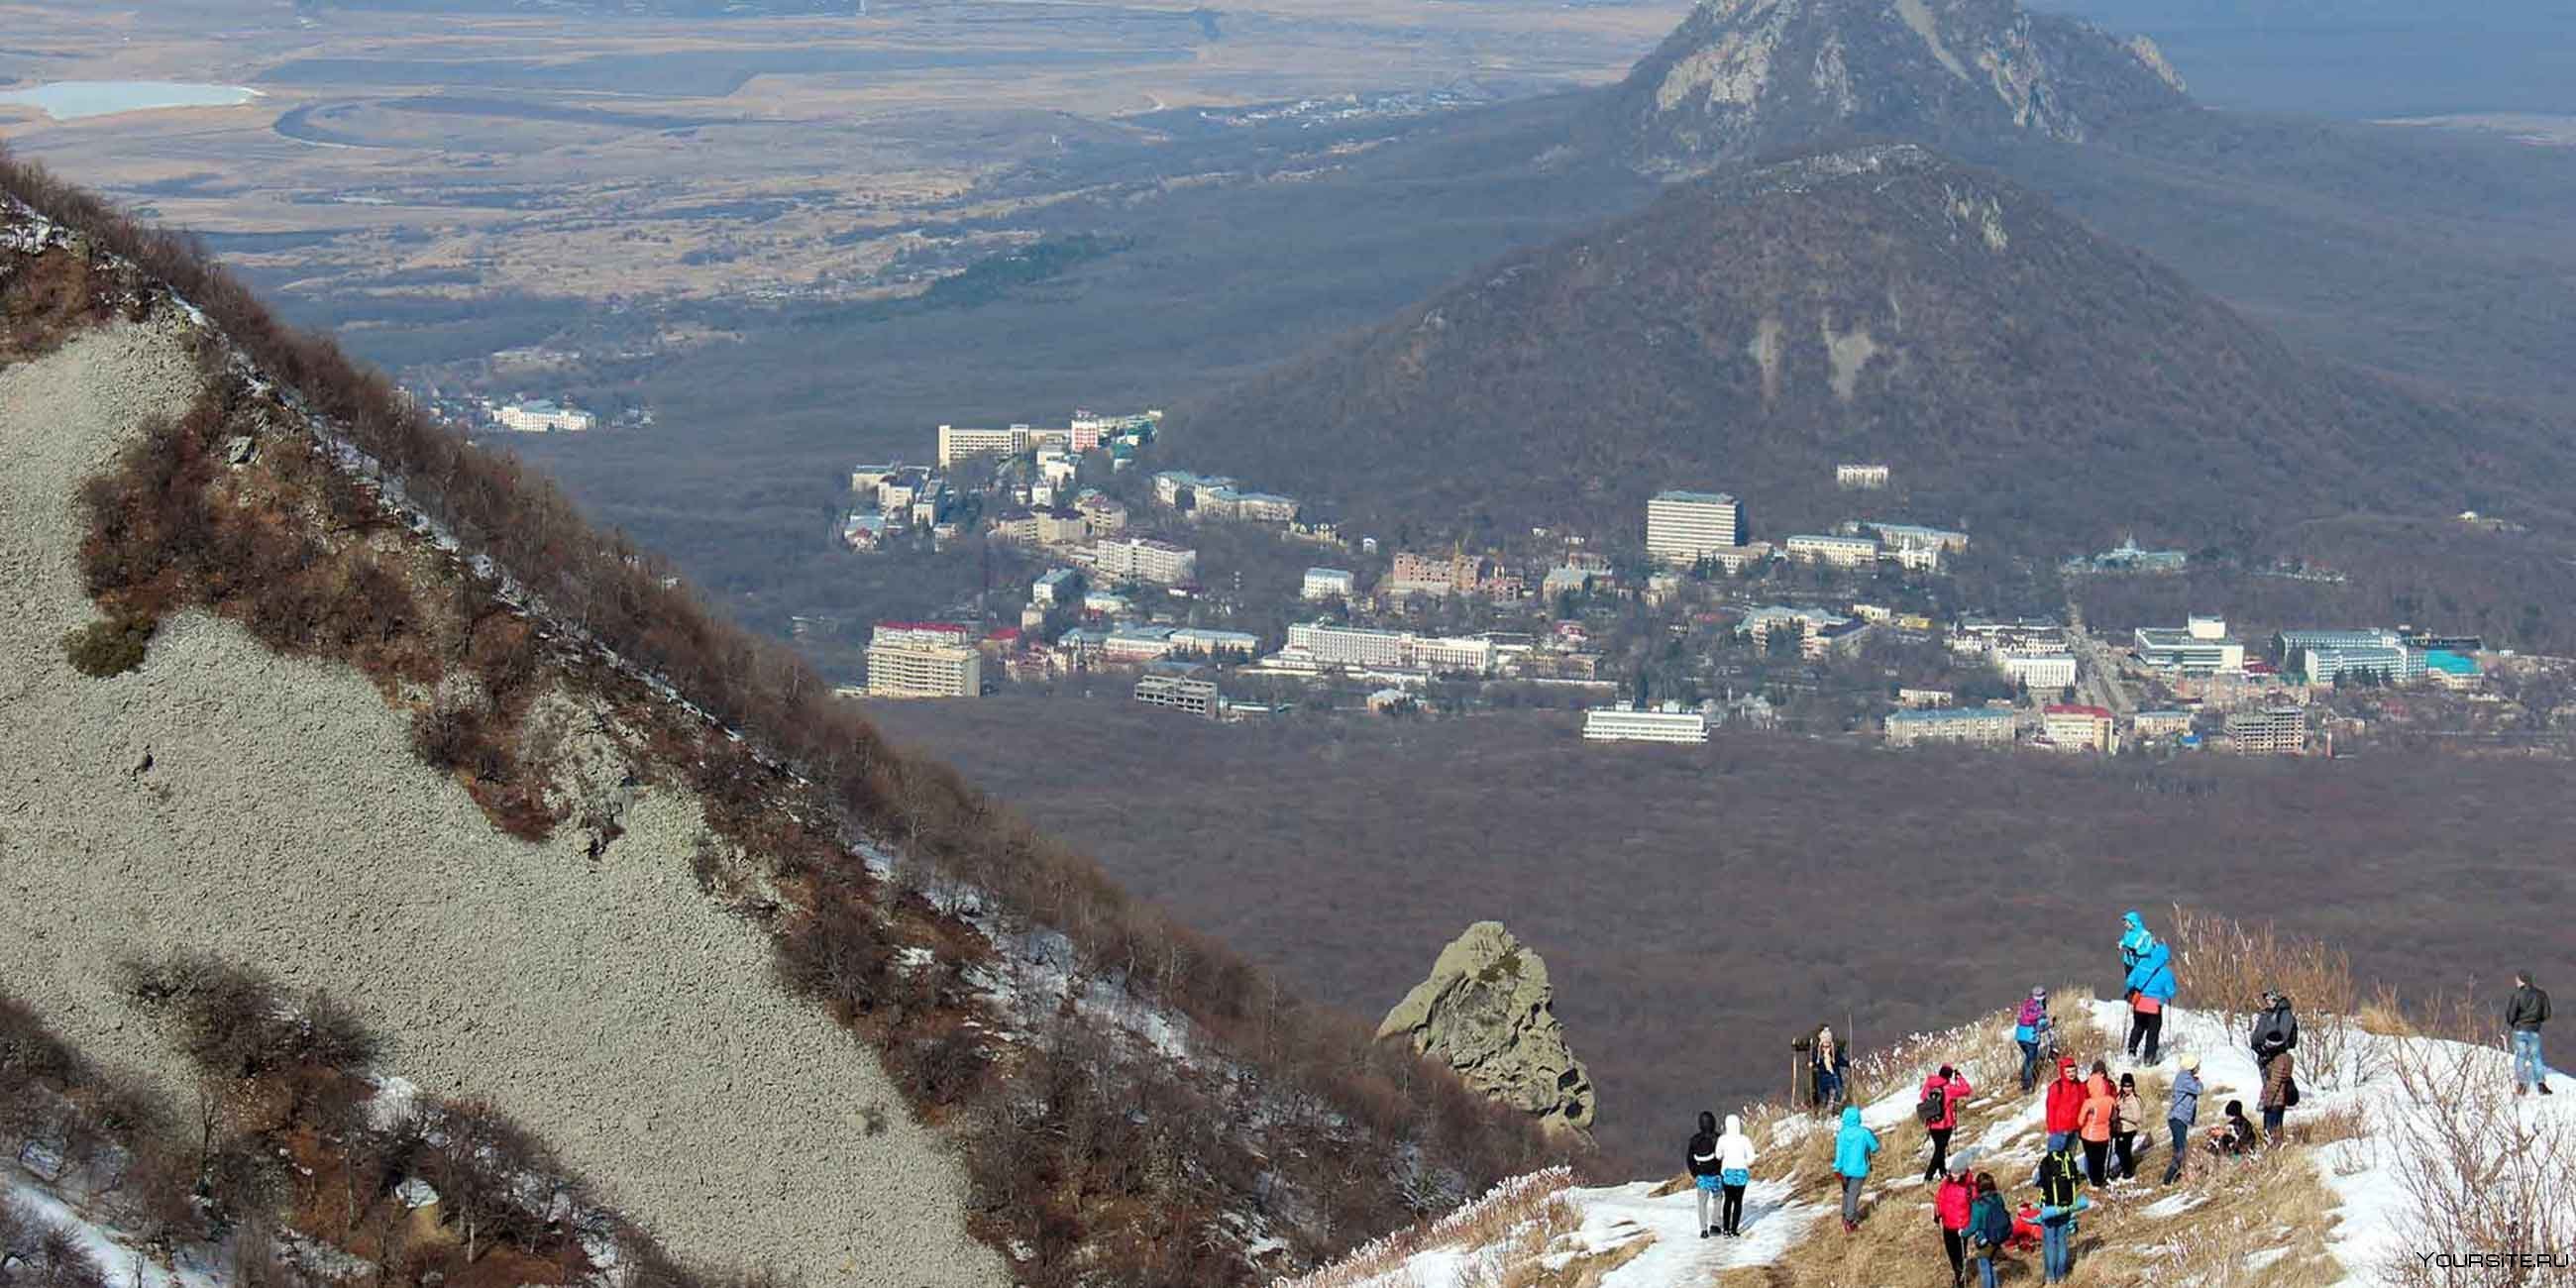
[1612,0,2189,174]
[1174,143,2564,549]
[0,153,1565,1285]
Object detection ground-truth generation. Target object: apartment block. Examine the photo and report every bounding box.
[2225,704,2308,754]
[1582,702,1710,744]
[1087,536,1199,587]
[1884,706,2014,747]
[1997,653,2079,693]
[1647,490,1745,566]
[1784,533,1881,568]
[865,626,983,698]
[2042,703,2117,753]
[1302,568,1357,600]
[1836,464,1890,489]
[1134,663,1219,717]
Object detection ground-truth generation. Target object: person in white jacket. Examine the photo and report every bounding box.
[1716,1113,1757,1237]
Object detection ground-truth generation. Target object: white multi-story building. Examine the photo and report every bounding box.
[1885,706,2015,747]
[1280,621,1495,675]
[1863,522,1971,554]
[1997,653,2079,693]
[1087,537,1199,587]
[1582,702,1710,744]
[1302,568,1357,600]
[1102,625,1181,664]
[493,399,595,433]
[2042,703,2117,754]
[1167,628,1260,659]
[1646,490,1744,566]
[1031,567,1082,606]
[865,622,982,698]
[1784,534,1881,568]
[1836,464,1891,489]
[2135,619,2246,675]
[1133,663,1218,717]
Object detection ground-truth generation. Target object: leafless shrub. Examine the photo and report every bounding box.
[115,951,378,1080]
[2376,1002,2576,1286]
[2170,905,2360,1087]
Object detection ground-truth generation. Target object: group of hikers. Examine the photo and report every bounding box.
[1687,911,2557,1286]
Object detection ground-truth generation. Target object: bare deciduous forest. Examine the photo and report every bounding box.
[871,693,2576,1169]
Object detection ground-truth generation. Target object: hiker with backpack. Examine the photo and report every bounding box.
[2043,1056,2085,1153]
[2121,912,2179,1065]
[1919,1063,1974,1181]
[2508,970,2552,1097]
[1935,1165,1976,1288]
[1813,1025,1850,1111]
[1834,1104,1878,1232]
[1688,1111,1724,1237]
[2113,1072,2146,1180]
[2162,1052,2202,1185]
[2076,1062,2118,1185]
[1716,1113,1755,1237]
[1967,1173,2013,1288]
[2035,1145,2093,1283]
[2014,988,2052,1092]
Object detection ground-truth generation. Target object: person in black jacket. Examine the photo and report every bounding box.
[2509,971,2552,1097]
[2252,992,2298,1068]
[1689,1111,1724,1236]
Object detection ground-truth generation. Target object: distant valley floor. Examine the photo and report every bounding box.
[870,691,2576,1171]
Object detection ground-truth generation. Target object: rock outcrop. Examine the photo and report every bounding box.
[1378,922,1597,1137]
[1611,0,2190,174]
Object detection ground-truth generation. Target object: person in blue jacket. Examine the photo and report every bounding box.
[2121,911,2179,1065]
[2014,987,2053,1093]
[1834,1104,1879,1233]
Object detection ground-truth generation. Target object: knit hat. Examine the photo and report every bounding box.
[2179,1052,2201,1071]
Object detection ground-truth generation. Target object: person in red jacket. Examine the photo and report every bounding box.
[1934,1165,1977,1288]
[1920,1063,1975,1180]
[2043,1056,2085,1153]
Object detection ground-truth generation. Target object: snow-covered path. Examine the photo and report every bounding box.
[1573,1180,1825,1285]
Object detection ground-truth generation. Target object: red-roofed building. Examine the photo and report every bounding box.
[2043,703,2117,754]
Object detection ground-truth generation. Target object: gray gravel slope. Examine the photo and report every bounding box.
[0,319,1005,1288]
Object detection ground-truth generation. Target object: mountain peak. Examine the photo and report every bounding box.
[1615,0,2190,173]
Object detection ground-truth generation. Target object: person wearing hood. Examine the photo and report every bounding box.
[2252,991,2299,1068]
[1934,1165,1976,1288]
[2121,912,2179,1065]
[2043,1056,2085,1153]
[2507,970,2552,1097]
[2118,910,2155,974]
[1717,1113,1756,1236]
[1834,1104,1879,1232]
[1919,1063,1974,1181]
[2162,1051,2202,1184]
[1688,1111,1724,1237]
[2076,1064,2117,1185]
[2014,987,2052,1093]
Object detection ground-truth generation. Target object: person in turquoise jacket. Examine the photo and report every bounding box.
[2121,911,2179,1065]
[1834,1104,1878,1232]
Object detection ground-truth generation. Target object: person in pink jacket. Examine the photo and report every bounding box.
[1918,1063,1975,1180]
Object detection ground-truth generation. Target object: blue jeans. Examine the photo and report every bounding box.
[1977,1250,1999,1288]
[2162,1119,2189,1183]
[2514,1030,2547,1088]
[2043,1219,2073,1282]
[2018,1039,2041,1091]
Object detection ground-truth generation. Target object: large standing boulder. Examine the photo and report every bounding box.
[1377,921,1597,1138]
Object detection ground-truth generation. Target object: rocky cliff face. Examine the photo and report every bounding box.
[1379,922,1597,1138]
[1613,0,2189,173]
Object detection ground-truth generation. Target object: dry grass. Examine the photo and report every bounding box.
[2373,1019,2576,1287]
[1280,1168,1579,1288]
